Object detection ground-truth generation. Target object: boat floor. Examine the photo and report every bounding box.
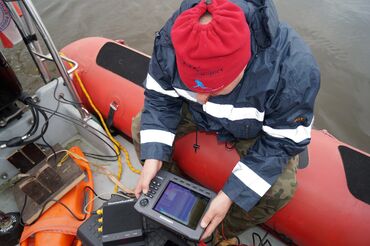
[0,79,285,245]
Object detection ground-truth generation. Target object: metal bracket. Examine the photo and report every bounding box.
[32,51,79,75]
[0,104,28,127]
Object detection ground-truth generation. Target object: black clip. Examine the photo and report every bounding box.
[205,0,212,5]
[193,128,200,153]
[193,143,200,153]
[107,101,119,130]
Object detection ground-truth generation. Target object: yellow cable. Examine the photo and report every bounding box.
[74,72,123,192]
[61,53,141,192]
[57,153,69,167]
[72,71,141,175]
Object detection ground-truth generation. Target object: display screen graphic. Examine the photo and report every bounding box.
[154,181,209,229]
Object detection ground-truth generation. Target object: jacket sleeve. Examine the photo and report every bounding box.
[222,52,320,212]
[140,26,184,162]
[139,1,202,161]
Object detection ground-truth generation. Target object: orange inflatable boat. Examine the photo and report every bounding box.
[61,37,370,246]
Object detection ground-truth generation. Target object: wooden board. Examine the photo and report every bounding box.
[13,147,85,224]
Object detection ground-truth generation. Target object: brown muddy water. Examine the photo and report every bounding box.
[2,0,370,152]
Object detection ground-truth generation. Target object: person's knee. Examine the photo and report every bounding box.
[131,112,143,161]
[131,112,142,143]
[265,171,297,210]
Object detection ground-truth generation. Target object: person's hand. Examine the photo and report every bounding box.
[134,159,162,198]
[200,190,233,241]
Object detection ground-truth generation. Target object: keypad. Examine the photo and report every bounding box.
[146,179,162,199]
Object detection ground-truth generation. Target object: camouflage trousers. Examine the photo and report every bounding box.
[131,105,298,239]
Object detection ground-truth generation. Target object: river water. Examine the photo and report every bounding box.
[3,0,370,152]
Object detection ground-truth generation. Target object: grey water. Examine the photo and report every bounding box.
[2,0,370,152]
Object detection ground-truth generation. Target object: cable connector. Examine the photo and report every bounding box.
[18,92,32,104]
[4,137,23,148]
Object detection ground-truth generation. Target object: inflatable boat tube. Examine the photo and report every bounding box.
[61,37,370,245]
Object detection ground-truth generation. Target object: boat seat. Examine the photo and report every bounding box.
[96,42,149,87]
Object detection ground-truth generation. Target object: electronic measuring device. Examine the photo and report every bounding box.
[134,170,216,241]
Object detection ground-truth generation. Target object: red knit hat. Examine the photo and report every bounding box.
[171,0,251,93]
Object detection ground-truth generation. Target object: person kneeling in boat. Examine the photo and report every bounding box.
[132,0,320,244]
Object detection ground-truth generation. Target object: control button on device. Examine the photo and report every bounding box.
[140,198,149,207]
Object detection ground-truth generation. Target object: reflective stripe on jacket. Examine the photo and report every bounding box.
[140,0,320,212]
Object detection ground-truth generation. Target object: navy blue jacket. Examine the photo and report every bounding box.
[140,0,320,212]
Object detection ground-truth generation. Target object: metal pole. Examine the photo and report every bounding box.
[4,1,49,84]
[20,0,90,121]
[18,1,51,82]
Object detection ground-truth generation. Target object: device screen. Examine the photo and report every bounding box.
[154,181,209,229]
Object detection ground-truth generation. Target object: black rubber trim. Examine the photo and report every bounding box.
[297,147,309,169]
[339,145,370,205]
[96,42,150,87]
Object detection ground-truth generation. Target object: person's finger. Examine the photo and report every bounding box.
[134,177,144,198]
[200,209,213,228]
[138,159,162,195]
[141,175,151,194]
[200,209,216,240]
[200,216,222,241]
[134,188,141,199]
